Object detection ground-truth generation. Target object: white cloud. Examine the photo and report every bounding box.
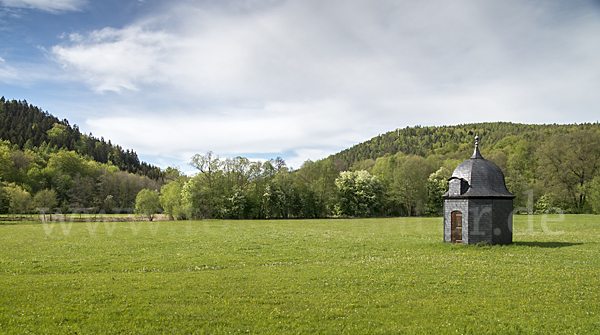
[84,99,364,162]
[0,0,86,13]
[46,0,600,166]
[52,26,172,92]
[52,1,600,100]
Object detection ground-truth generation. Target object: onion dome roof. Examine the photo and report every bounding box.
[443,135,515,198]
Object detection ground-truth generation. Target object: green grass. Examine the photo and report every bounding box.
[1,215,599,334]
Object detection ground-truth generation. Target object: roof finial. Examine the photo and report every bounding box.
[471,134,483,159]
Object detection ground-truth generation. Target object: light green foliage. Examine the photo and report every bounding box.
[425,166,451,215]
[4,183,32,217]
[135,189,160,221]
[162,166,183,184]
[190,151,222,176]
[26,166,47,193]
[222,156,252,190]
[535,193,560,214]
[0,142,14,181]
[0,216,599,333]
[335,170,383,217]
[370,156,391,183]
[46,123,68,141]
[261,159,337,219]
[100,171,159,210]
[47,150,90,178]
[159,180,184,220]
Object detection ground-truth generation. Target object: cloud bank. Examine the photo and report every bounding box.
[41,0,600,168]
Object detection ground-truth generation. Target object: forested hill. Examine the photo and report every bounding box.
[0,97,162,180]
[329,122,600,170]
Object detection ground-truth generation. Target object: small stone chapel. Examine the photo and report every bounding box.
[442,136,515,245]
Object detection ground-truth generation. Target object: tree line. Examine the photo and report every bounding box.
[0,139,164,217]
[136,153,339,220]
[4,127,600,220]
[2,97,600,219]
[142,122,600,220]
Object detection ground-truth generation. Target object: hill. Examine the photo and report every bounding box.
[328,122,600,215]
[0,97,170,214]
[2,98,599,217]
[0,97,162,180]
[329,122,600,170]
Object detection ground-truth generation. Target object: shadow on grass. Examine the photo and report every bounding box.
[513,241,584,248]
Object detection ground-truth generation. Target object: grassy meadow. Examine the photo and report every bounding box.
[0,215,599,334]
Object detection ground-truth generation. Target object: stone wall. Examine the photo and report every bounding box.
[443,199,468,243]
[492,199,513,245]
[444,198,513,245]
[467,199,493,244]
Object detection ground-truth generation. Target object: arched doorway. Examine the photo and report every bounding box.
[451,211,463,243]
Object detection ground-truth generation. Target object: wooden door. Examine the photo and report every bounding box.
[451,211,463,243]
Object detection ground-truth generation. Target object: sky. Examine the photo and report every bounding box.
[1,0,600,172]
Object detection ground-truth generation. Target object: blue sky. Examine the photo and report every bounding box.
[1,0,600,173]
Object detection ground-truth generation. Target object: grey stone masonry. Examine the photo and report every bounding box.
[491,199,513,245]
[443,199,468,243]
[442,136,515,245]
[467,199,493,245]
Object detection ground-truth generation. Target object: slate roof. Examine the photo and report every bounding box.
[443,136,515,199]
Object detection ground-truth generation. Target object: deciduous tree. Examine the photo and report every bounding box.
[160,180,184,220]
[386,155,430,216]
[424,166,451,215]
[135,189,161,221]
[6,183,32,219]
[33,189,57,221]
[536,129,600,213]
[335,170,383,217]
